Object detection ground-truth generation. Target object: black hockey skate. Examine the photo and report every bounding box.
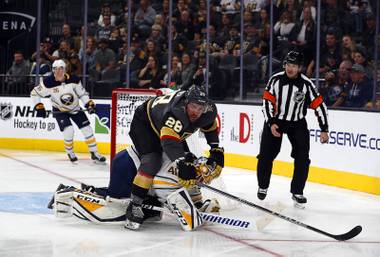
[125,201,145,230]
[91,152,106,163]
[292,194,307,209]
[68,152,78,162]
[257,188,268,200]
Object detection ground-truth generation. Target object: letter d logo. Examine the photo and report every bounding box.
[239,113,250,143]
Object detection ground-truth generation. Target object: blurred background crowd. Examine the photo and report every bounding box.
[0,0,379,109]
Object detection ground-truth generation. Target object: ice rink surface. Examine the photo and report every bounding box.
[0,149,379,257]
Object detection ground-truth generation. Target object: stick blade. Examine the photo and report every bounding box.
[333,226,362,241]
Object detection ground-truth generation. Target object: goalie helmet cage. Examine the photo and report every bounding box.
[110,88,239,210]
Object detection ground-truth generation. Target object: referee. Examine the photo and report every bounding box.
[256,51,329,208]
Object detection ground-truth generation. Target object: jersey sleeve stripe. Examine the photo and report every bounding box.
[160,127,181,141]
[309,95,323,109]
[263,90,276,104]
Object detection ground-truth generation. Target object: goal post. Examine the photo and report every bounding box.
[110,88,162,161]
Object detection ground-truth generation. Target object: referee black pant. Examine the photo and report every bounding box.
[257,119,311,195]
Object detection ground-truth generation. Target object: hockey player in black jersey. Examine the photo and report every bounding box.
[125,85,224,230]
[30,59,106,163]
[256,51,329,208]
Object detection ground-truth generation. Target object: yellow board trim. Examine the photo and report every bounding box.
[153,179,179,187]
[226,153,380,195]
[0,138,379,195]
[0,138,110,154]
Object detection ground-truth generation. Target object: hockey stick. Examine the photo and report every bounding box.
[197,183,362,241]
[105,196,252,229]
[141,203,251,229]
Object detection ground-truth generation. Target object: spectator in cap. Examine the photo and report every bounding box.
[31,37,55,64]
[336,63,374,108]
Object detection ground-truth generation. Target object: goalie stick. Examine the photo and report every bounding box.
[104,196,252,229]
[197,183,362,241]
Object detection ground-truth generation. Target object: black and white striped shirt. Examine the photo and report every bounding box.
[263,71,329,132]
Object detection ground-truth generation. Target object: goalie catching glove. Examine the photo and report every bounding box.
[176,153,198,188]
[198,147,224,184]
[34,103,47,118]
[85,100,96,114]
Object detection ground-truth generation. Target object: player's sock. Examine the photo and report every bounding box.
[257,188,268,200]
[63,126,77,162]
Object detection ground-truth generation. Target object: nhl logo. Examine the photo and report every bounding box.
[293,91,305,103]
[0,102,13,120]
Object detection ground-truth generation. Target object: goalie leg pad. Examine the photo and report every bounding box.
[166,188,203,231]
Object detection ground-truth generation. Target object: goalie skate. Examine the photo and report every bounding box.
[125,202,144,230]
[292,194,307,209]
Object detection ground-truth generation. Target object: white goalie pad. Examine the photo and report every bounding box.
[166,188,203,231]
[53,188,129,224]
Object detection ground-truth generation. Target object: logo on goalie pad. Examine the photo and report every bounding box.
[0,102,12,120]
[77,194,101,204]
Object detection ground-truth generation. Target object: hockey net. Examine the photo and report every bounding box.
[110,88,239,210]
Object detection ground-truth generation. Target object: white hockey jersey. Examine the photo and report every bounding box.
[30,74,90,113]
[126,146,184,201]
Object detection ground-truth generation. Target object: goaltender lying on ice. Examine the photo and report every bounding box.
[48,145,251,231]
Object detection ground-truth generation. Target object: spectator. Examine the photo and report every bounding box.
[178,52,196,90]
[348,0,372,36]
[173,0,188,20]
[176,10,195,40]
[129,38,148,72]
[31,37,55,64]
[337,64,373,108]
[137,55,163,89]
[108,28,123,53]
[299,0,316,22]
[320,71,342,107]
[243,24,260,54]
[341,34,357,61]
[274,11,295,55]
[58,23,75,50]
[322,0,350,36]
[52,40,73,61]
[320,31,341,74]
[362,13,376,51]
[145,40,162,64]
[244,0,266,14]
[68,53,82,76]
[171,25,188,56]
[96,15,115,40]
[220,0,239,13]
[30,53,51,85]
[134,0,156,38]
[162,55,182,89]
[98,3,116,27]
[256,9,270,30]
[278,0,300,22]
[94,38,116,72]
[115,2,134,27]
[223,24,240,55]
[148,24,165,51]
[289,6,316,66]
[353,47,373,79]
[79,37,97,72]
[218,14,233,40]
[5,51,30,94]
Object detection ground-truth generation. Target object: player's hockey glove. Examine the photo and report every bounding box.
[34,103,47,118]
[199,147,224,184]
[85,100,96,114]
[177,154,198,188]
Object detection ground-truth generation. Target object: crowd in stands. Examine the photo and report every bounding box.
[3,0,379,108]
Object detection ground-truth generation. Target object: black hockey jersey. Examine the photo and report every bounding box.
[145,90,219,161]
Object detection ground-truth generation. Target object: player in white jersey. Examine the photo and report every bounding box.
[30,59,106,162]
[49,145,221,231]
